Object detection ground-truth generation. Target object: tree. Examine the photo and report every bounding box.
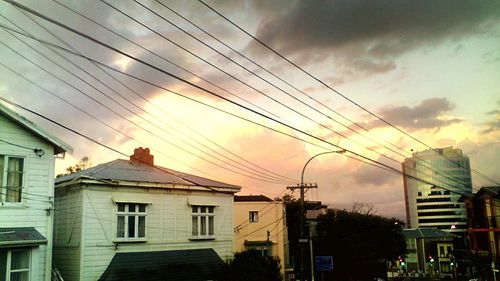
[57,156,91,177]
[218,250,282,281]
[315,209,406,280]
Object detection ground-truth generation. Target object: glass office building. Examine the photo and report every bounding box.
[403,147,473,232]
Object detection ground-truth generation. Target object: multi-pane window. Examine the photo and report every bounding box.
[249,211,259,223]
[116,203,146,240]
[191,206,215,238]
[0,155,25,203]
[0,248,31,281]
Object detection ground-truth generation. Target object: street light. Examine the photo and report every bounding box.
[292,149,346,281]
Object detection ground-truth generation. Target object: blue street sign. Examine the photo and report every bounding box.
[315,256,333,271]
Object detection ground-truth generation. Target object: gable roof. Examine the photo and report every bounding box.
[98,248,224,281]
[56,159,240,191]
[0,102,72,154]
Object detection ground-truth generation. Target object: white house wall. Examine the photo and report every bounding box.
[53,186,83,281]
[0,113,56,281]
[70,185,234,281]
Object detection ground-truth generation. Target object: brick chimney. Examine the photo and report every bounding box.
[130,147,154,166]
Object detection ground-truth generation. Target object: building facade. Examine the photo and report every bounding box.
[403,147,473,232]
[233,195,287,276]
[402,228,455,278]
[0,102,71,281]
[53,147,240,281]
[461,186,500,279]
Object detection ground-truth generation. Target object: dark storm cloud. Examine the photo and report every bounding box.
[362,98,462,131]
[248,0,500,73]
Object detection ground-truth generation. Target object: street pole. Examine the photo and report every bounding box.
[288,150,345,281]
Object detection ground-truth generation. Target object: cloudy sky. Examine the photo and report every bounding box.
[0,0,499,221]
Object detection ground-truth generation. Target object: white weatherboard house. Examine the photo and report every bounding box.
[53,147,241,281]
[0,102,72,281]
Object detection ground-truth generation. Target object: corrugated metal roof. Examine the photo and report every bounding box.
[98,248,224,281]
[56,159,240,190]
[402,228,456,238]
[0,101,72,154]
[0,227,47,247]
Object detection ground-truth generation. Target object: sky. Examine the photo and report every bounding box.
[0,0,499,221]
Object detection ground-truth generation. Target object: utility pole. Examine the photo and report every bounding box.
[290,150,345,281]
[288,182,318,281]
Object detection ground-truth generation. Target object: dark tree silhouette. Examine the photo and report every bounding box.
[219,250,282,281]
[57,156,91,177]
[315,209,406,280]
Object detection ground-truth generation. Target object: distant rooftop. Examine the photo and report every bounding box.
[403,228,456,239]
[234,195,273,202]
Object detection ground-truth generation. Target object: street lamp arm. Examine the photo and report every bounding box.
[301,150,346,184]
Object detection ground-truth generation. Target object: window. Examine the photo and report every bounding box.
[249,211,258,223]
[407,238,416,249]
[116,203,146,241]
[0,156,25,203]
[245,242,272,257]
[0,248,31,281]
[191,206,215,239]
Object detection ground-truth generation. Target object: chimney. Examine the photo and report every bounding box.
[130,147,154,166]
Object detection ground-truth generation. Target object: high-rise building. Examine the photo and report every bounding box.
[403,147,473,232]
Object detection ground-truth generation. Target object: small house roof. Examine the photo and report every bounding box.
[402,228,456,239]
[98,248,224,281]
[0,102,72,154]
[56,159,240,192]
[0,227,47,247]
[234,195,273,202]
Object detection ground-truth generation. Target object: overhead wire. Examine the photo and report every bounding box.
[0,2,483,205]
[0,24,288,185]
[197,0,500,187]
[14,2,296,184]
[0,10,477,200]
[154,0,482,193]
[49,0,283,123]
[117,0,408,171]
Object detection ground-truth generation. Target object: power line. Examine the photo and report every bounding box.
[0,27,288,185]
[153,0,483,193]
[197,0,500,187]
[0,21,476,199]
[0,22,336,154]
[0,137,44,156]
[70,0,481,195]
[0,4,481,198]
[115,0,406,171]
[50,0,284,124]
[13,2,296,184]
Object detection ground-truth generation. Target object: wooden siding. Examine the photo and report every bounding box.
[0,113,56,281]
[57,186,236,281]
[53,187,83,281]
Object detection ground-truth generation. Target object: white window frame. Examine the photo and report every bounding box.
[0,155,26,204]
[249,211,259,223]
[115,203,147,242]
[191,205,215,240]
[3,248,31,281]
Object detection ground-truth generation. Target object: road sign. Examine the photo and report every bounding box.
[315,256,333,272]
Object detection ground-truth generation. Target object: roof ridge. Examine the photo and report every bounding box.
[0,101,72,154]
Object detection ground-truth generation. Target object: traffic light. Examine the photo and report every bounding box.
[399,257,406,267]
